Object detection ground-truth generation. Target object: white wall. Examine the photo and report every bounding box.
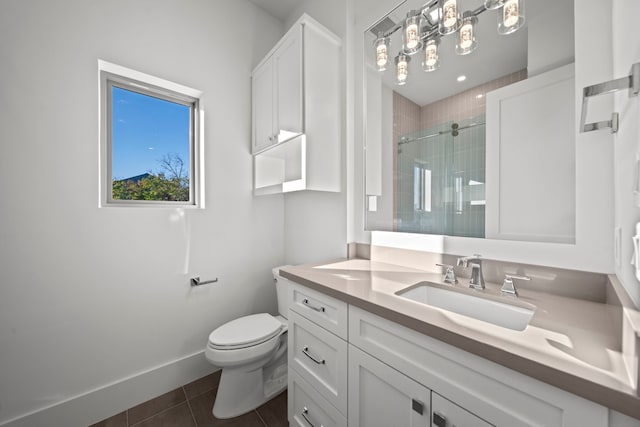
[612,0,640,306]
[281,0,350,265]
[0,0,286,424]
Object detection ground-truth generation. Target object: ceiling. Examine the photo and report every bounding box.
[248,0,300,22]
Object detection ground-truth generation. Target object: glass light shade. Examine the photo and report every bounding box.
[455,14,477,55]
[395,54,410,85]
[498,0,525,35]
[422,39,440,72]
[403,11,424,55]
[483,0,505,10]
[439,0,460,35]
[374,35,389,71]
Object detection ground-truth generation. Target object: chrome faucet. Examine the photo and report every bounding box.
[457,254,485,290]
[500,274,531,297]
[435,263,458,284]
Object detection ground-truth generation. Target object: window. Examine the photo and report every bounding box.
[99,60,203,207]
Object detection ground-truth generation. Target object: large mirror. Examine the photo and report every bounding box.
[364,0,576,243]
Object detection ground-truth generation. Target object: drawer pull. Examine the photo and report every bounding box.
[302,298,326,312]
[301,406,321,427]
[302,346,325,364]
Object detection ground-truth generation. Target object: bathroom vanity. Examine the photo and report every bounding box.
[282,250,640,426]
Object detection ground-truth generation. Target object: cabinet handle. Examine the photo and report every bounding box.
[411,399,424,415]
[301,406,319,427]
[302,298,325,313]
[433,412,447,427]
[302,346,325,364]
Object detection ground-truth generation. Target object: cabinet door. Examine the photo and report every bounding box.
[274,26,303,142]
[431,392,493,427]
[485,64,575,243]
[251,58,274,154]
[349,344,430,427]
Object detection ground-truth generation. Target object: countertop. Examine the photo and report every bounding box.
[280,258,640,420]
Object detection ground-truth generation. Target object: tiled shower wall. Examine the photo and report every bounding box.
[394,69,527,236]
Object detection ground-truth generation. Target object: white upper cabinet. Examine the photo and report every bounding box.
[252,27,303,153]
[252,14,341,194]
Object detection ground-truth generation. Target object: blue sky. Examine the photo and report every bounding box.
[111,86,191,180]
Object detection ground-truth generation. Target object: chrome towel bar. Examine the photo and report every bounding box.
[580,62,640,133]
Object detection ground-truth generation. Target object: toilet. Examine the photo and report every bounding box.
[205,267,289,419]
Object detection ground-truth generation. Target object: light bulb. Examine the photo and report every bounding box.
[425,41,438,67]
[455,13,477,55]
[503,0,519,27]
[402,11,423,55]
[498,0,524,35]
[422,39,440,72]
[459,21,473,49]
[374,36,389,71]
[405,22,419,49]
[395,54,410,85]
[442,0,458,29]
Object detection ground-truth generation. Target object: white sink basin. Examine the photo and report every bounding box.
[396,282,535,331]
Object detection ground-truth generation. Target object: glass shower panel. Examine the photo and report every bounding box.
[395,115,485,237]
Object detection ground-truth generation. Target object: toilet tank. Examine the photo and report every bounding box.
[272,266,291,319]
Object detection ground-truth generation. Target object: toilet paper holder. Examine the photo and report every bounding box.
[191,277,219,287]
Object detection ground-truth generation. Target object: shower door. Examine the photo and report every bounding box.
[395,116,486,238]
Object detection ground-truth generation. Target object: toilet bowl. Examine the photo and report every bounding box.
[205,267,289,419]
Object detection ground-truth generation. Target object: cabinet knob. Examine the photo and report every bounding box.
[433,412,447,427]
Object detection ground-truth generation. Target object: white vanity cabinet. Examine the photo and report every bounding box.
[349,305,608,427]
[287,282,348,425]
[286,278,610,426]
[252,14,341,194]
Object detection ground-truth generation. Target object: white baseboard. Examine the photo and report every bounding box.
[0,350,217,427]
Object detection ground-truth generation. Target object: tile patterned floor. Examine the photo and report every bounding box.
[89,371,288,427]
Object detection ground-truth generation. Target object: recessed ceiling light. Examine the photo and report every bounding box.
[457,75,467,82]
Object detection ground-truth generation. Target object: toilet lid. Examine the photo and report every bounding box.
[208,313,282,348]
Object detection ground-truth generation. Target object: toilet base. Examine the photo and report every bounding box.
[212,360,287,419]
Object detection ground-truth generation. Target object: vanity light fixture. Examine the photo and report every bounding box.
[498,0,525,35]
[422,39,440,72]
[455,12,478,55]
[372,0,525,83]
[483,0,505,10]
[395,53,410,85]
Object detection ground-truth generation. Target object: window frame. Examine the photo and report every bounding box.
[98,60,203,208]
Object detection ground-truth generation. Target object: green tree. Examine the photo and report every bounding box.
[112,154,189,201]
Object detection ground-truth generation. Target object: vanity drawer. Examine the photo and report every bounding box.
[289,368,347,427]
[288,309,348,414]
[289,281,348,339]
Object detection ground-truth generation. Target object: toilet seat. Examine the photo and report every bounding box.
[208,313,283,350]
